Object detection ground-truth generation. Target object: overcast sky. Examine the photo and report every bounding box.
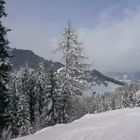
[4,0,140,73]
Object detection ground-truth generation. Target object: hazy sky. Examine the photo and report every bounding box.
[4,0,140,73]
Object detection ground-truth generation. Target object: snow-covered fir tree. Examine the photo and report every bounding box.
[33,62,47,130]
[56,22,88,123]
[17,65,31,136]
[0,0,11,139]
[45,67,61,126]
[27,73,36,133]
[110,96,116,110]
[121,84,137,108]
[9,74,20,138]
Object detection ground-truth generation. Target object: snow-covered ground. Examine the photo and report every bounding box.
[14,108,140,140]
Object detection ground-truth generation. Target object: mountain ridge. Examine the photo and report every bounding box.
[10,48,62,71]
[10,48,125,94]
[106,71,140,83]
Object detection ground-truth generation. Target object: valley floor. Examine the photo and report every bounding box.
[14,108,140,140]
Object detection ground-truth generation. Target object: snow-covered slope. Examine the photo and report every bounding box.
[86,81,121,95]
[106,71,140,84]
[85,70,124,95]
[15,108,140,140]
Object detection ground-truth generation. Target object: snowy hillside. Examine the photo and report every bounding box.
[85,70,124,95]
[106,72,140,84]
[15,108,140,140]
[10,48,124,95]
[86,81,121,95]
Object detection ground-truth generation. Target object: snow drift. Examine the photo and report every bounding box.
[14,108,140,140]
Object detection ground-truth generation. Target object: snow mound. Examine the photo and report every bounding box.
[14,108,140,140]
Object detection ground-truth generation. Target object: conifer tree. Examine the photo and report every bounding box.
[28,75,36,133]
[0,0,11,139]
[122,84,137,108]
[45,67,61,126]
[17,65,31,136]
[9,74,19,138]
[56,22,88,122]
[110,96,116,110]
[33,62,47,130]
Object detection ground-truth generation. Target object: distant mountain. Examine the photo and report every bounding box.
[106,72,140,83]
[89,70,124,86]
[10,48,62,71]
[84,70,125,95]
[10,48,125,95]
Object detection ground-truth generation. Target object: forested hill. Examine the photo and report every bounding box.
[10,48,62,71]
[10,48,124,86]
[90,70,125,86]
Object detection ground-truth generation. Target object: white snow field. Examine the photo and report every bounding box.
[15,108,140,140]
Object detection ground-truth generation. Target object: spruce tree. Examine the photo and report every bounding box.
[45,67,61,126]
[110,96,116,110]
[122,84,137,108]
[33,62,47,130]
[56,22,88,122]
[17,65,31,136]
[9,74,19,138]
[0,0,11,139]
[28,74,36,133]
